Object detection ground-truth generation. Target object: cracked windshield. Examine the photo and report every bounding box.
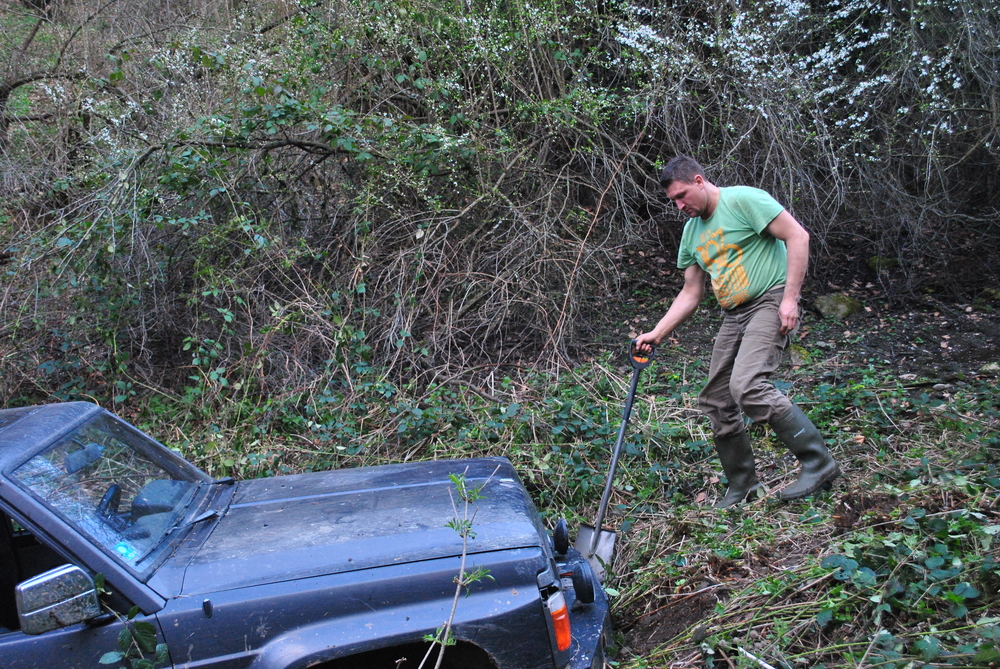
[12,414,203,568]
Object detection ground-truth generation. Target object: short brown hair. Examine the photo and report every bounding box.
[659,156,704,189]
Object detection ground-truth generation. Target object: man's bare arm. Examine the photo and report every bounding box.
[765,210,810,335]
[635,264,707,352]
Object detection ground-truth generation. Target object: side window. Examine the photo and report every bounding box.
[0,513,65,633]
[0,512,136,635]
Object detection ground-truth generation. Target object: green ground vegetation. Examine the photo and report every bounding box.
[21,301,999,668]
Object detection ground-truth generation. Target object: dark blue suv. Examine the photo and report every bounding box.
[0,402,610,668]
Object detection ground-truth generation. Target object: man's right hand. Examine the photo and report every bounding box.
[632,264,706,355]
[634,332,659,354]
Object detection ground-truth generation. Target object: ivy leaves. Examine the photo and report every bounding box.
[98,605,169,669]
[815,505,997,665]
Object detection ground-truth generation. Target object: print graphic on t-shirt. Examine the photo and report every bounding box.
[697,228,749,308]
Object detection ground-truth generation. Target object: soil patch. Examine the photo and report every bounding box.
[625,589,726,656]
[832,491,900,534]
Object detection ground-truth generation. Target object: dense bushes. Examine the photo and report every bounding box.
[1,0,998,407]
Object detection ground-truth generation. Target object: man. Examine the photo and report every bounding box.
[635,156,840,507]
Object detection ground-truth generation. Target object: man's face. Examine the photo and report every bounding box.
[665,176,707,218]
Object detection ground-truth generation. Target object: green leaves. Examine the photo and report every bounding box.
[820,554,858,581]
[98,606,169,668]
[913,635,942,662]
[191,45,226,71]
[814,498,994,665]
[944,582,980,618]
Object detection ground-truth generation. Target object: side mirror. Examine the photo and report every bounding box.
[552,518,569,555]
[16,564,102,635]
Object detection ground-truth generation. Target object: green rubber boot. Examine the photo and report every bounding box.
[713,430,760,509]
[770,404,841,500]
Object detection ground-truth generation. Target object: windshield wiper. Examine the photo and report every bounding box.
[133,482,211,564]
[180,509,219,528]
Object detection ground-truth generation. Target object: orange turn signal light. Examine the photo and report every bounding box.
[546,590,572,652]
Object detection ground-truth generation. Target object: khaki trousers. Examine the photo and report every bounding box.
[698,285,795,439]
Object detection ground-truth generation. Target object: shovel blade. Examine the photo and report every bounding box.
[574,524,616,582]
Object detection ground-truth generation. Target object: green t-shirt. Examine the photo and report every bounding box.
[677,186,787,309]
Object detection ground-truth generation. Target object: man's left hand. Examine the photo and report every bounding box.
[778,297,799,335]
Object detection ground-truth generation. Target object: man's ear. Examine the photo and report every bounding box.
[692,174,704,187]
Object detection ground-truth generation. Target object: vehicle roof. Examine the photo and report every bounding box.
[0,402,104,473]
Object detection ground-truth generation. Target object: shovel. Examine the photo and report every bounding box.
[576,340,655,581]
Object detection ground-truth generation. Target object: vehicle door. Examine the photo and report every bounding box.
[0,612,168,669]
[0,512,171,669]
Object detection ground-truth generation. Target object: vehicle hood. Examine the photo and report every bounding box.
[170,458,547,595]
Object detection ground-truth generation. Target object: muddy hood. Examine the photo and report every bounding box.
[174,458,546,596]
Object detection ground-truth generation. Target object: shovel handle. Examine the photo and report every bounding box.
[629,339,655,370]
[587,341,656,555]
